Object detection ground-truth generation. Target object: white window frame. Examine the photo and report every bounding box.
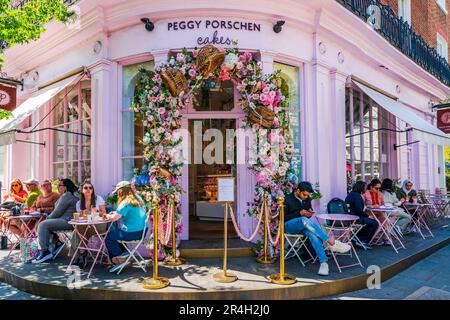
[437,33,449,62]
[51,80,91,183]
[119,57,154,180]
[398,0,411,25]
[273,61,302,181]
[437,0,448,14]
[346,87,391,183]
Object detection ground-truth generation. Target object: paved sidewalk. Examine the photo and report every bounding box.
[0,282,48,300]
[329,244,450,300]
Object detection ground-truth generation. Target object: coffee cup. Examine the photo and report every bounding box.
[74,212,81,220]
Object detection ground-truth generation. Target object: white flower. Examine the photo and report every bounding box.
[224,53,238,68]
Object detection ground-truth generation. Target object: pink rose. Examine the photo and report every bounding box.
[256,172,268,184]
[273,117,280,128]
[188,69,197,77]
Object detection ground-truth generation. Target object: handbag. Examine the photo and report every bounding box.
[19,237,39,263]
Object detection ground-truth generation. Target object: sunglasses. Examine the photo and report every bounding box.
[83,186,93,190]
[58,184,65,187]
[11,184,20,187]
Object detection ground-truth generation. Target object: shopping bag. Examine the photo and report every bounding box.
[19,237,39,263]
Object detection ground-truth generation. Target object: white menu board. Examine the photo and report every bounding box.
[217,178,235,202]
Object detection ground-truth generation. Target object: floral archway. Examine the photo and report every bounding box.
[132,45,298,255]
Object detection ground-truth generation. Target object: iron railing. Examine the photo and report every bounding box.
[337,0,450,86]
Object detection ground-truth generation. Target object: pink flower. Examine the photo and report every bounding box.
[256,81,263,90]
[236,62,244,70]
[273,117,280,128]
[158,107,166,114]
[262,86,270,94]
[188,69,197,78]
[269,91,277,98]
[252,93,260,100]
[259,93,267,101]
[256,172,268,185]
[268,131,279,143]
[252,123,260,130]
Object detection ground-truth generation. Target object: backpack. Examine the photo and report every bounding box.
[327,198,349,214]
[326,198,350,227]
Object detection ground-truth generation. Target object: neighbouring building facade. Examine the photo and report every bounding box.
[0,0,449,241]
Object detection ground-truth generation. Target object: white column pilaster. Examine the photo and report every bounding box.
[89,59,119,197]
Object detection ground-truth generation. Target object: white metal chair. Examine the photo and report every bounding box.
[284,233,314,267]
[115,215,150,275]
[51,230,73,259]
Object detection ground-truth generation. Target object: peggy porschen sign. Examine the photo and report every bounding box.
[166,19,262,45]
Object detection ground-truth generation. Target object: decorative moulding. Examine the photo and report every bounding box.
[318,42,326,54]
[337,51,344,64]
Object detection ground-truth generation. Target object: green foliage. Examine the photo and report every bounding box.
[0,0,74,69]
[0,108,12,120]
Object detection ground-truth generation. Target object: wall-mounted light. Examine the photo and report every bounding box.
[273,20,285,33]
[141,18,154,32]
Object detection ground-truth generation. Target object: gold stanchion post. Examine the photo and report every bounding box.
[143,198,170,290]
[213,202,238,283]
[256,194,276,264]
[268,197,296,285]
[164,194,185,266]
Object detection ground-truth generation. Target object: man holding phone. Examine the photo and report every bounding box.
[284,181,350,276]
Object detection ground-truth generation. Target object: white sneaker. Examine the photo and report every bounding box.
[329,240,351,254]
[318,262,329,276]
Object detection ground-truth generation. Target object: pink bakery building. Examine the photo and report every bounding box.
[1,0,449,242]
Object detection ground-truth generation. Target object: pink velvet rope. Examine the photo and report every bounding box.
[158,202,173,246]
[266,203,281,246]
[229,202,264,242]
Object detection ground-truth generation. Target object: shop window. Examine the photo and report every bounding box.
[274,62,302,181]
[192,79,234,111]
[345,88,391,186]
[121,60,154,180]
[52,80,91,184]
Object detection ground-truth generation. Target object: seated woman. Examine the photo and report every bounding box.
[32,179,79,264]
[396,179,418,204]
[1,179,28,204]
[72,180,106,268]
[345,181,379,249]
[0,179,28,234]
[104,181,147,273]
[381,179,412,233]
[284,181,351,276]
[364,178,384,209]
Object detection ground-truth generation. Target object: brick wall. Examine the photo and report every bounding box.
[411,1,449,57]
[378,0,449,61]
